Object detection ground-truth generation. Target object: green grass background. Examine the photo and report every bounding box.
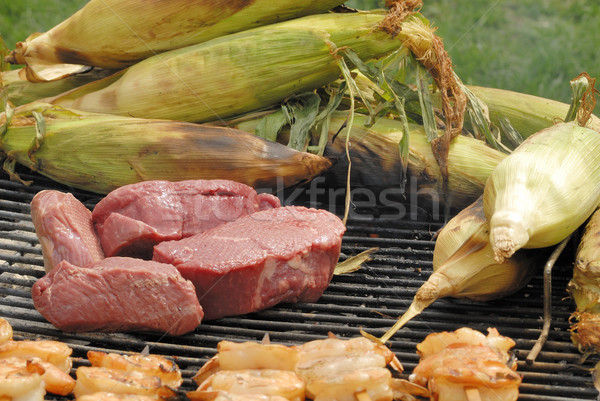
[1,0,599,104]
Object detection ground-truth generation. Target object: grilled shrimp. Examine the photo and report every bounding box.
[410,327,521,401]
[1,356,75,396]
[294,336,403,401]
[0,357,46,401]
[195,369,305,401]
[0,318,12,345]
[75,391,161,401]
[187,390,290,401]
[73,366,172,399]
[0,339,73,372]
[87,350,183,389]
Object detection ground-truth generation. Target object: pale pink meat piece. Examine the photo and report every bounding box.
[30,190,104,273]
[92,179,280,259]
[31,257,203,335]
[153,206,346,320]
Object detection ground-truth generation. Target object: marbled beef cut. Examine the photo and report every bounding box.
[92,179,280,259]
[153,206,346,320]
[31,257,203,335]
[30,190,104,273]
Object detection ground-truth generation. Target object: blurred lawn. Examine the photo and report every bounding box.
[2,0,599,104]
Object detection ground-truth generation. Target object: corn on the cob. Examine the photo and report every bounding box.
[47,11,417,123]
[378,196,538,342]
[6,0,347,81]
[1,67,112,107]
[0,103,331,194]
[569,207,600,355]
[483,122,600,263]
[234,111,506,211]
[466,85,600,139]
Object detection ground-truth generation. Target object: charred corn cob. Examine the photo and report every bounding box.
[379,197,539,342]
[569,207,600,355]
[6,0,347,81]
[0,103,331,194]
[483,122,600,263]
[47,11,419,123]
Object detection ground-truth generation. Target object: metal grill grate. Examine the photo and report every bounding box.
[1,169,598,400]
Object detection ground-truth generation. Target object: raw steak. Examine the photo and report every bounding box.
[30,190,104,273]
[153,206,346,320]
[31,257,203,335]
[92,179,280,259]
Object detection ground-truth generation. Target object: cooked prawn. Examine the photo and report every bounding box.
[0,318,12,345]
[294,336,403,401]
[0,339,73,372]
[187,390,290,401]
[1,356,75,396]
[195,369,305,401]
[73,366,174,399]
[75,391,162,401]
[410,327,521,401]
[0,357,46,401]
[87,350,182,389]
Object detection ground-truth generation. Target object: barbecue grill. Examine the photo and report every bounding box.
[1,167,598,400]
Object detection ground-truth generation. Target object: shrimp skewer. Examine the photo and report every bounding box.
[73,366,176,399]
[86,350,183,389]
[0,339,73,372]
[1,356,75,396]
[409,327,521,401]
[0,357,46,401]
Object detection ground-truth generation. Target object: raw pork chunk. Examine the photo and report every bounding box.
[30,190,104,273]
[31,257,203,335]
[153,206,346,320]
[92,179,280,259]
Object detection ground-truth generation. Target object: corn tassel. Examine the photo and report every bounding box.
[378,197,538,343]
[569,207,600,355]
[0,103,331,194]
[483,122,600,263]
[6,0,347,81]
[47,11,419,123]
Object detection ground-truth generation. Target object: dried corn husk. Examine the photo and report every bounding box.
[483,122,600,263]
[46,11,419,123]
[378,197,538,342]
[1,67,113,107]
[569,207,600,355]
[0,103,331,194]
[6,0,347,81]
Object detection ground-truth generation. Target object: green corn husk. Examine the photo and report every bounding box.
[0,103,331,194]
[378,196,539,342]
[569,207,600,355]
[46,11,421,123]
[483,122,600,263]
[6,0,347,81]
[466,85,600,140]
[1,67,113,107]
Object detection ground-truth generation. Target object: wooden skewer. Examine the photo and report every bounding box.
[465,387,483,401]
[355,390,372,401]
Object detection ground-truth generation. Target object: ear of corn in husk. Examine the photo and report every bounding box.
[45,10,425,123]
[0,102,331,194]
[483,122,600,263]
[1,67,113,107]
[5,0,347,81]
[378,196,539,342]
[568,207,600,355]
[235,110,507,211]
